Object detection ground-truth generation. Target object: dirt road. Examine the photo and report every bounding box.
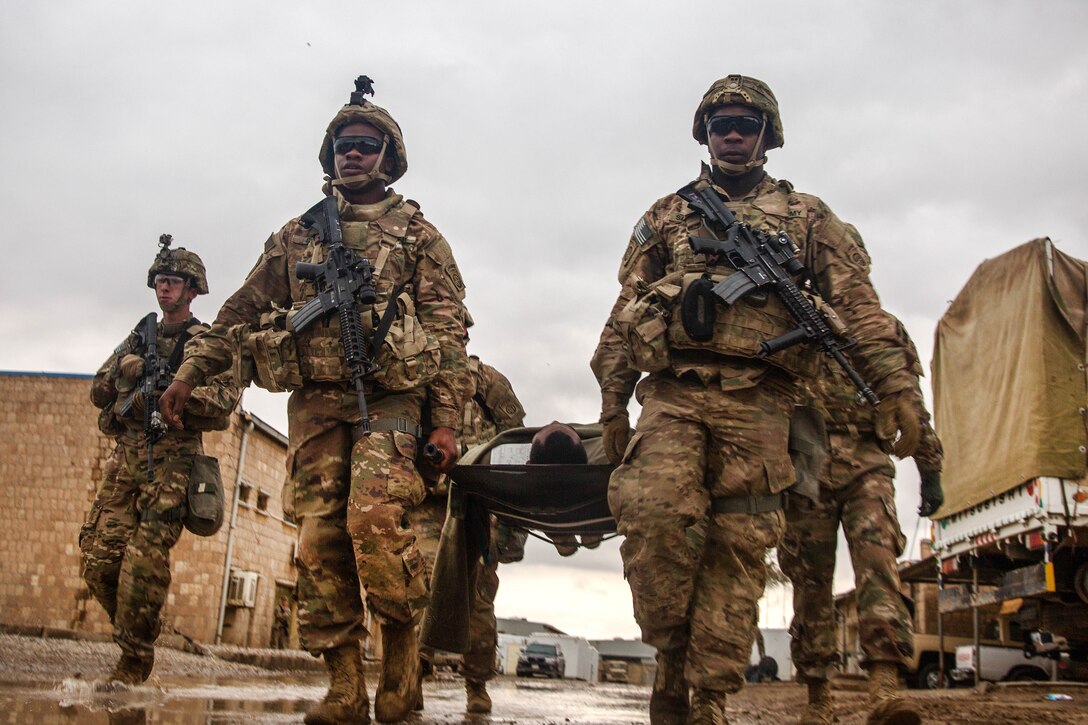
[1,634,1086,724]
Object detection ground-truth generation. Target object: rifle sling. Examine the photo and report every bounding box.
[370,282,407,357]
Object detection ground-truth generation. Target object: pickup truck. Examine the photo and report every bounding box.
[516,642,565,679]
[950,643,1058,684]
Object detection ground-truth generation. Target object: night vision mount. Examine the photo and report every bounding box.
[349,75,375,105]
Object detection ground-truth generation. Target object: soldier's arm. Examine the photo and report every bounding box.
[174,230,293,389]
[414,227,472,431]
[806,208,916,397]
[591,209,670,418]
[477,362,526,431]
[184,366,243,421]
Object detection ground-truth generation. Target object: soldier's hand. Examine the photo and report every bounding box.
[119,354,144,381]
[159,380,193,430]
[426,426,458,473]
[876,389,922,458]
[602,414,633,466]
[917,467,944,518]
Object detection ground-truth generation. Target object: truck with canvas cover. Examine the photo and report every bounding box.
[930,238,1088,670]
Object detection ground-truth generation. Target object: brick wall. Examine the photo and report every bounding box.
[0,372,297,648]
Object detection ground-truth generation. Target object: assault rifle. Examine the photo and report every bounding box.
[679,182,879,405]
[290,196,379,440]
[118,312,169,482]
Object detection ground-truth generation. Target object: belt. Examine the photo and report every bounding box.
[369,418,423,437]
[711,492,786,515]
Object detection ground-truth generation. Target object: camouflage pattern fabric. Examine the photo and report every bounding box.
[82,317,237,665]
[606,373,792,692]
[593,166,923,698]
[412,358,525,681]
[288,384,431,652]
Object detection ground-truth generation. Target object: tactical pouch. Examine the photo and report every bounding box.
[247,308,303,392]
[368,292,441,392]
[667,272,821,380]
[612,273,683,373]
[184,454,224,537]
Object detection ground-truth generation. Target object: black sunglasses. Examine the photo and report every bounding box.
[706,115,764,136]
[333,136,385,155]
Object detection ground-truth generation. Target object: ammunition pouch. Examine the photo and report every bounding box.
[236,308,304,392]
[367,291,441,392]
[97,408,124,437]
[666,272,820,380]
[612,272,683,373]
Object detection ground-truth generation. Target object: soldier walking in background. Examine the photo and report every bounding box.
[82,238,239,687]
[592,75,929,725]
[159,76,471,725]
[411,352,527,714]
[779,321,943,725]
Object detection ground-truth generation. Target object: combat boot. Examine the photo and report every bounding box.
[374,621,421,723]
[649,648,689,725]
[304,642,370,725]
[105,652,153,688]
[799,680,837,724]
[465,678,492,714]
[866,663,921,725]
[687,688,728,725]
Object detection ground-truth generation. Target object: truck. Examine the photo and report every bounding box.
[950,642,1059,685]
[929,238,1088,679]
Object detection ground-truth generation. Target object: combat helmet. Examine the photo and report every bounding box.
[692,74,784,150]
[319,75,408,187]
[146,234,208,294]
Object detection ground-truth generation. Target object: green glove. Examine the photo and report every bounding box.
[918,468,944,517]
[602,414,633,466]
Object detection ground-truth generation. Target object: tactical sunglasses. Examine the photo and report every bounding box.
[332,136,385,156]
[706,115,764,136]
[153,274,188,287]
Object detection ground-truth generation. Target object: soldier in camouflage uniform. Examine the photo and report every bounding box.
[82,238,239,687]
[410,354,526,714]
[160,77,472,725]
[779,321,943,725]
[591,75,929,725]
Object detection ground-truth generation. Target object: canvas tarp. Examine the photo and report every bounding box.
[933,238,1088,519]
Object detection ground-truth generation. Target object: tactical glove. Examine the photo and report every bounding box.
[119,354,144,381]
[602,414,633,466]
[876,389,922,458]
[918,468,944,518]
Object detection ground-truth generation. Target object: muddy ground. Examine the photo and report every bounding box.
[1,634,1086,724]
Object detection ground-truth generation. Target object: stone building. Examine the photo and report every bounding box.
[0,370,299,649]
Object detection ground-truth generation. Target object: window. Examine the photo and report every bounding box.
[257,489,270,514]
[238,482,253,507]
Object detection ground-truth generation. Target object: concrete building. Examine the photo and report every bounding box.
[0,371,299,649]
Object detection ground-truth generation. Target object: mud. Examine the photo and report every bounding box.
[1,635,1086,724]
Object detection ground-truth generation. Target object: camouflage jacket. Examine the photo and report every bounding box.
[174,189,472,430]
[461,356,526,450]
[592,166,917,418]
[91,315,240,437]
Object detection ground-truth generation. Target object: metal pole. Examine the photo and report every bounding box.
[216,418,254,644]
[937,559,945,688]
[972,558,980,689]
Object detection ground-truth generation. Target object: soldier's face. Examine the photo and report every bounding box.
[333,122,391,179]
[155,275,196,312]
[707,104,766,165]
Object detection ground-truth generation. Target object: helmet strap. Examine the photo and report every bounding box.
[330,134,392,190]
[706,112,768,176]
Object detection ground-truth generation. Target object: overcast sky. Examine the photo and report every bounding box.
[2,1,1086,641]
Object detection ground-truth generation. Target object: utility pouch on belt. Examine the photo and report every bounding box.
[245,307,303,392]
[185,454,225,537]
[787,404,828,502]
[367,291,441,392]
[612,272,683,373]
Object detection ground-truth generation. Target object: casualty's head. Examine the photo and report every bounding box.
[693,74,783,176]
[529,422,588,465]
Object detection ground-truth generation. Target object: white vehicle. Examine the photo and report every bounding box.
[950,643,1057,684]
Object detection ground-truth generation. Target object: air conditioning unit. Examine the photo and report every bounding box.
[241,571,259,608]
[226,570,259,608]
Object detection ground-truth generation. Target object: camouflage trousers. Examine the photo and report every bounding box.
[608,373,791,693]
[79,431,201,662]
[287,383,429,655]
[411,495,502,681]
[778,428,912,682]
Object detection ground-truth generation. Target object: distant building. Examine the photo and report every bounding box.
[0,371,298,649]
[590,637,656,686]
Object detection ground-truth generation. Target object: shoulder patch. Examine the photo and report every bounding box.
[633,218,654,246]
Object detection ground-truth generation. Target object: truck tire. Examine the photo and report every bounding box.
[915,662,944,689]
[1007,666,1049,682]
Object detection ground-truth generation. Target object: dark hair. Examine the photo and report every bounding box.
[529,422,588,465]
